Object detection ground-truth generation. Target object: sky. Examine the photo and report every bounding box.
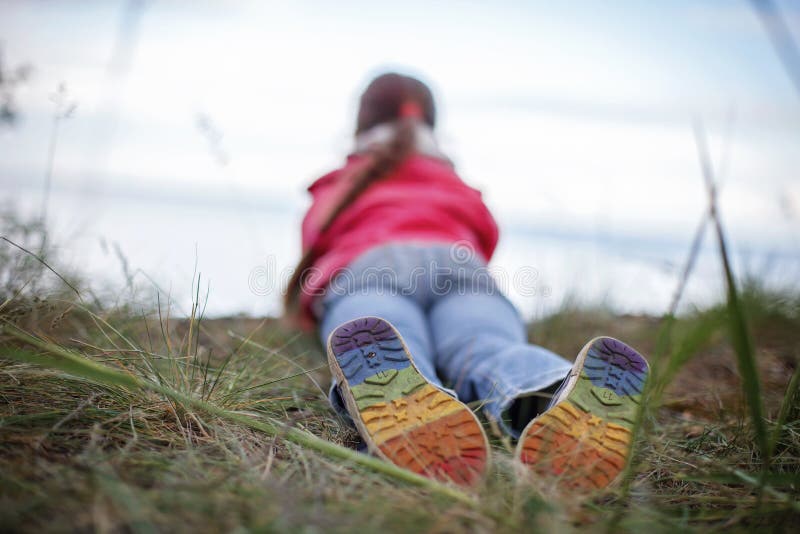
[1,0,799,317]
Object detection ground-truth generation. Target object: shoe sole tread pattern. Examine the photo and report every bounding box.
[328,317,488,487]
[517,337,648,491]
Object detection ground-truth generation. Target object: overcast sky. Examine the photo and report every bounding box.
[1,0,799,315]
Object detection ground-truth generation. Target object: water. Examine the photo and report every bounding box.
[6,182,798,320]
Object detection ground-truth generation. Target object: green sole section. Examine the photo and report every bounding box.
[566,373,641,430]
[349,365,428,410]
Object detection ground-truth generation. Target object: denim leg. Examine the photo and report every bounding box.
[319,288,447,419]
[428,291,572,439]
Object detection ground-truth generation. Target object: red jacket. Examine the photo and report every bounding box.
[299,153,499,321]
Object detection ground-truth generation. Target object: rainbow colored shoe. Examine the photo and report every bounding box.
[515,337,649,491]
[327,317,489,487]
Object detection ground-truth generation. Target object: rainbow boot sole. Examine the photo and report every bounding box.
[516,337,649,491]
[327,317,489,487]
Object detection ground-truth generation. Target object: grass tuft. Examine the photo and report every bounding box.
[2,209,799,531]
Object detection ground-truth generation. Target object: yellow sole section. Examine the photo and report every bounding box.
[359,384,465,445]
[519,401,632,490]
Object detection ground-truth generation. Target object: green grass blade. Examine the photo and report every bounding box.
[651,310,725,403]
[769,361,800,457]
[1,325,476,506]
[717,237,769,468]
[694,121,769,471]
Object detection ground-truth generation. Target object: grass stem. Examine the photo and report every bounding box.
[1,323,476,507]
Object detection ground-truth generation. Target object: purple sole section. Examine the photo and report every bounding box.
[583,338,648,397]
[329,317,411,387]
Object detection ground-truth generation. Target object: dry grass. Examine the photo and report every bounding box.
[0,292,797,532]
[1,208,798,532]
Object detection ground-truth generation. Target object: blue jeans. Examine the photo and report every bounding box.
[316,242,572,438]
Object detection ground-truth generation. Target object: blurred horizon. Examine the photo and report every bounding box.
[2,0,799,317]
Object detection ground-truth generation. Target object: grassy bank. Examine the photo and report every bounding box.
[1,213,799,532]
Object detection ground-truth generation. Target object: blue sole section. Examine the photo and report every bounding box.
[583,338,648,397]
[329,317,411,387]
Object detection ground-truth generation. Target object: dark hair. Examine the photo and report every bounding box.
[284,73,436,316]
[356,73,436,134]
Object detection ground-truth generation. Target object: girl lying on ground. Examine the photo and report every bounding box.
[285,72,649,489]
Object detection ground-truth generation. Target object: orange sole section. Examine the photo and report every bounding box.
[378,408,488,487]
[518,400,631,490]
[360,384,465,444]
